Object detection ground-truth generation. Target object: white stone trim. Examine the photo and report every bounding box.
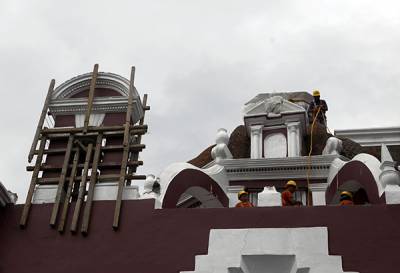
[250,125,263,159]
[216,155,345,181]
[32,183,139,204]
[286,121,301,157]
[182,227,358,273]
[334,127,400,146]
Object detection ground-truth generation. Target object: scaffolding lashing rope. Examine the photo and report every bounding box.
[306,106,322,206]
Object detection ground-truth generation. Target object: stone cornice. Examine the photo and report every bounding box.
[335,127,400,146]
[210,155,347,181]
[52,72,133,99]
[0,182,14,207]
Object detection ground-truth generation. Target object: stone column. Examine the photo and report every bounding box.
[286,122,301,157]
[250,125,263,159]
[309,183,328,206]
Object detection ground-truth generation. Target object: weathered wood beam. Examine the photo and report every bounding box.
[70,143,94,233]
[58,149,80,233]
[81,134,103,235]
[43,129,147,139]
[27,160,143,171]
[28,79,55,163]
[50,135,75,227]
[83,64,99,133]
[113,66,135,230]
[41,125,147,135]
[37,174,147,184]
[20,137,47,228]
[127,94,149,185]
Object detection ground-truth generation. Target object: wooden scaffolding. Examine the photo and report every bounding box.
[20,64,149,234]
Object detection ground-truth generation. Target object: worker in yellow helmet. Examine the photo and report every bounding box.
[281,180,302,206]
[235,190,254,208]
[340,191,354,206]
[307,90,328,126]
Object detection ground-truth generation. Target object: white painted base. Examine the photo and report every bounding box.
[258,186,281,207]
[181,227,358,273]
[384,185,400,204]
[32,183,139,204]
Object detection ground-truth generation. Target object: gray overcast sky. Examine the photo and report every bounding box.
[0,0,399,202]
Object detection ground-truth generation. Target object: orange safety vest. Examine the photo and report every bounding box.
[340,200,354,206]
[281,190,293,206]
[235,201,254,208]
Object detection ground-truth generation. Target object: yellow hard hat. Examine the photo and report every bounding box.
[238,190,249,198]
[340,191,353,198]
[313,90,320,97]
[285,180,297,188]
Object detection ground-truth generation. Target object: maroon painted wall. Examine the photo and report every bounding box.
[1,201,400,273]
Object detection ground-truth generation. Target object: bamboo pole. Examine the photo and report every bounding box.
[28,80,55,163]
[81,133,103,235]
[42,125,147,135]
[58,149,80,233]
[20,137,47,228]
[37,174,146,184]
[83,64,99,134]
[113,66,135,230]
[70,143,94,233]
[50,135,75,227]
[127,94,148,185]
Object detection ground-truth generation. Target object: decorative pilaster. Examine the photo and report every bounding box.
[286,122,301,157]
[250,125,263,159]
[308,183,328,206]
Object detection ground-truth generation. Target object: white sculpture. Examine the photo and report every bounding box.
[140,174,162,208]
[257,186,282,207]
[211,128,233,164]
[322,137,343,155]
[264,96,284,117]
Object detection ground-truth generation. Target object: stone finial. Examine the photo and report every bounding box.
[211,128,233,163]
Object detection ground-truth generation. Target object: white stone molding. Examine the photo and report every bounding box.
[181,227,358,273]
[214,155,344,181]
[250,125,263,159]
[286,121,301,157]
[308,183,328,206]
[49,72,144,124]
[32,183,139,204]
[334,127,400,146]
[52,72,133,99]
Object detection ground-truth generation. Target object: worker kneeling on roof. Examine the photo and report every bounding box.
[282,180,302,206]
[307,90,328,126]
[340,191,354,206]
[235,190,254,208]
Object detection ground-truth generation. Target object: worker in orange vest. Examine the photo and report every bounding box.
[340,191,354,206]
[282,180,302,206]
[235,190,254,208]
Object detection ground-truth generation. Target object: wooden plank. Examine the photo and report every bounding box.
[57,149,80,233]
[42,125,147,135]
[70,143,94,233]
[26,160,143,172]
[127,94,149,185]
[20,137,47,228]
[37,174,147,184]
[44,129,147,139]
[113,66,135,230]
[28,80,55,163]
[83,64,99,133]
[33,147,79,155]
[81,134,103,235]
[50,135,75,227]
